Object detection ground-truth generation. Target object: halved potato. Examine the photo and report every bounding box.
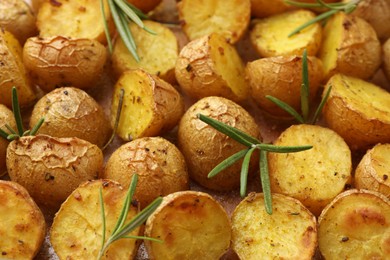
[177,0,250,44]
[175,33,249,102]
[268,124,352,216]
[232,192,317,259]
[318,189,390,259]
[111,69,184,141]
[322,74,390,150]
[144,191,231,260]
[0,104,16,176]
[51,179,141,259]
[0,180,46,260]
[318,12,381,80]
[250,9,322,57]
[355,143,390,198]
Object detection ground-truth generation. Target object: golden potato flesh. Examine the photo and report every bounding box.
[0,0,37,44]
[318,189,390,259]
[246,55,324,117]
[104,137,189,209]
[355,143,390,198]
[250,10,322,57]
[0,104,15,176]
[322,74,390,150]
[250,0,295,18]
[6,135,103,208]
[37,0,113,44]
[51,179,141,259]
[232,193,317,259]
[112,20,178,84]
[318,12,381,80]
[177,0,250,44]
[144,191,231,260]
[177,96,260,191]
[29,87,112,148]
[175,33,249,102]
[111,69,184,141]
[23,36,107,92]
[383,38,390,82]
[127,0,162,13]
[0,30,35,108]
[268,124,352,216]
[0,180,46,259]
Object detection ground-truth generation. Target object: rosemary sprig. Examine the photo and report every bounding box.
[100,0,155,61]
[266,49,331,124]
[284,0,361,37]
[197,114,312,214]
[98,174,162,259]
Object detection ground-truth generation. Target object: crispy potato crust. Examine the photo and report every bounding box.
[0,104,15,176]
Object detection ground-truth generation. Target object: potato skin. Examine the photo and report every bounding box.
[6,135,103,208]
[126,0,162,13]
[383,38,390,82]
[247,55,324,117]
[177,96,260,191]
[104,137,189,208]
[29,87,112,148]
[250,0,295,18]
[0,104,16,176]
[23,36,107,92]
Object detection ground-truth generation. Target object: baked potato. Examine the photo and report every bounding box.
[6,135,103,208]
[177,96,261,191]
[246,55,324,118]
[127,0,162,13]
[0,180,46,260]
[175,33,249,102]
[51,179,141,259]
[268,124,352,216]
[0,104,16,176]
[111,20,178,84]
[29,87,112,148]
[144,191,231,260]
[111,69,184,141]
[250,9,322,57]
[0,0,37,44]
[355,143,390,198]
[318,12,381,80]
[250,0,295,18]
[383,37,390,82]
[177,0,250,44]
[23,36,107,92]
[231,192,317,259]
[318,189,390,259]
[0,29,36,108]
[104,137,189,209]
[322,74,390,151]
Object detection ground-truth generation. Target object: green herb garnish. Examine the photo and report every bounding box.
[98,174,162,259]
[266,49,331,124]
[0,87,44,141]
[197,114,312,214]
[100,0,155,61]
[284,0,361,37]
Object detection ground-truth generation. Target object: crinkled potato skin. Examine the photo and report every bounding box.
[23,36,107,92]
[6,135,103,208]
[0,104,16,176]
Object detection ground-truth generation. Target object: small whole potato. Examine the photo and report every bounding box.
[383,38,390,82]
[0,104,16,176]
[23,36,107,92]
[29,87,112,148]
[6,135,103,208]
[250,0,295,18]
[104,137,189,208]
[177,96,261,191]
[127,0,163,13]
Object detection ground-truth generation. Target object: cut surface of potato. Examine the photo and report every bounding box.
[144,191,231,260]
[51,179,140,259]
[175,33,249,102]
[250,9,322,57]
[112,20,178,84]
[318,189,390,259]
[0,180,46,260]
[269,124,352,216]
[232,193,317,260]
[177,0,250,44]
[322,74,390,150]
[111,69,184,141]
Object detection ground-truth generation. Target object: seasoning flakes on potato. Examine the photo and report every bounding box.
[232,193,317,260]
[0,180,46,260]
[51,179,141,259]
[104,137,189,208]
[144,191,231,260]
[318,189,390,259]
